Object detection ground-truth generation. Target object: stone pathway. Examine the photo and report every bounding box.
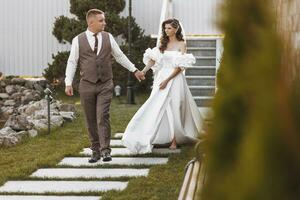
[0,133,180,199]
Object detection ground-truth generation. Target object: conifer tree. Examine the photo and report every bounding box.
[44,0,154,92]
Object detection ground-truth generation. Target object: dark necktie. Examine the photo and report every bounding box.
[93,33,98,55]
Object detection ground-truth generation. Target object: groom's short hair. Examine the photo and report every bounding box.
[86,9,104,21]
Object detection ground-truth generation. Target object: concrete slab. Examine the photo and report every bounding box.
[113,133,123,138]
[80,148,180,156]
[0,181,127,193]
[58,157,168,167]
[0,196,101,200]
[110,140,122,146]
[30,168,149,179]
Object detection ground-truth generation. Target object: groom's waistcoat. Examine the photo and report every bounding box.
[78,31,112,83]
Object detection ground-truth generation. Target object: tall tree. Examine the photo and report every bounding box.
[44,0,154,92]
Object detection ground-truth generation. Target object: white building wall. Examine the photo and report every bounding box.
[0,0,222,76]
[0,0,72,76]
[122,0,223,35]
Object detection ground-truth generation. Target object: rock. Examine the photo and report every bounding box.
[51,115,64,127]
[59,111,75,121]
[5,85,16,95]
[21,92,34,104]
[11,92,23,101]
[28,119,48,130]
[4,99,16,106]
[0,134,19,146]
[1,106,14,118]
[59,104,76,113]
[24,104,39,115]
[37,80,48,88]
[33,93,41,101]
[28,129,38,137]
[0,127,16,135]
[14,130,28,140]
[11,78,26,85]
[4,114,33,131]
[24,81,34,89]
[33,83,44,92]
[0,80,6,87]
[0,93,9,99]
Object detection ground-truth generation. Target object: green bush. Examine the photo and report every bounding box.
[43,0,155,93]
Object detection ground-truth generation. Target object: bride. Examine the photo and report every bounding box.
[122,18,204,153]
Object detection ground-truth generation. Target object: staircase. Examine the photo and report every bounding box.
[186,38,220,108]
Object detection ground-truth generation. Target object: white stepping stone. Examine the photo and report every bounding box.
[110,139,122,146]
[114,133,123,138]
[58,157,168,167]
[0,196,101,200]
[0,181,127,193]
[31,168,149,179]
[80,148,180,156]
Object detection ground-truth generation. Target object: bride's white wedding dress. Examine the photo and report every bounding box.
[121,47,204,153]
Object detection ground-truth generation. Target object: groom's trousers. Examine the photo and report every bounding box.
[79,79,114,154]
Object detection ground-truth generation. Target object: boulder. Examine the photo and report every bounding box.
[5,85,16,95]
[28,119,48,130]
[28,129,38,137]
[59,111,75,121]
[4,114,33,131]
[51,115,64,127]
[59,104,76,113]
[11,78,26,85]
[0,93,9,99]
[4,99,16,106]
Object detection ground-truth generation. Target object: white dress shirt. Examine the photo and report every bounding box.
[65,29,137,86]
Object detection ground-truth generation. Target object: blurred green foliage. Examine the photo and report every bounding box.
[197,0,300,199]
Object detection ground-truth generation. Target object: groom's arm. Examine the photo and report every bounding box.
[65,37,79,96]
[109,33,137,72]
[109,33,145,81]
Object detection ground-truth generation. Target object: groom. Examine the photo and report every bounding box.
[65,9,145,163]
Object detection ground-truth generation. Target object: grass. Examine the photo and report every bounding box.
[0,90,196,199]
[101,146,195,200]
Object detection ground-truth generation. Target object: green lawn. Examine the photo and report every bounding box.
[0,90,196,199]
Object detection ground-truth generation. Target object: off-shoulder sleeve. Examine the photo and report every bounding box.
[143,47,162,65]
[174,53,196,69]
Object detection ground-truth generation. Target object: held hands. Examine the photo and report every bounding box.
[134,70,146,82]
[65,85,74,96]
[159,79,169,90]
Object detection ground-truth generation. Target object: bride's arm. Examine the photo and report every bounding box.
[142,59,155,75]
[159,67,182,89]
[159,43,186,90]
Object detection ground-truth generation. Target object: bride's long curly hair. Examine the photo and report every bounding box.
[159,18,184,53]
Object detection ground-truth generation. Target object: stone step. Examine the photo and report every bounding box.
[194,96,214,107]
[110,139,122,146]
[187,47,216,50]
[189,86,215,96]
[58,157,168,167]
[187,49,216,57]
[195,57,216,66]
[0,196,101,200]
[0,181,127,194]
[185,66,216,76]
[80,148,180,156]
[113,133,124,138]
[30,168,149,179]
[186,40,216,48]
[186,76,215,86]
